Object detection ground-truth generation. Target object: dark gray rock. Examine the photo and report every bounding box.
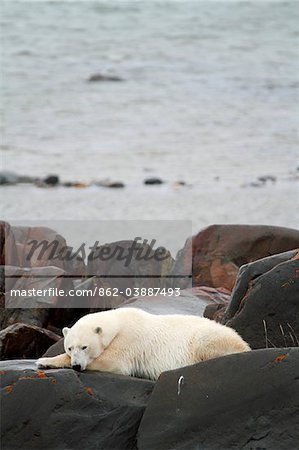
[43,175,59,186]
[88,73,124,82]
[42,338,64,357]
[0,323,60,359]
[223,249,298,322]
[203,302,226,321]
[222,252,299,348]
[138,348,299,450]
[257,175,277,183]
[1,360,154,450]
[144,177,164,185]
[0,298,51,330]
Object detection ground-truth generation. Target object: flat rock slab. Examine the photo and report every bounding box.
[119,290,213,317]
[137,348,299,450]
[1,360,154,450]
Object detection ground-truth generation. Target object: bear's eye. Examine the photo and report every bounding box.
[82,346,87,350]
[68,347,72,351]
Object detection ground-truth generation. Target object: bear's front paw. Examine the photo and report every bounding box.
[36,357,57,369]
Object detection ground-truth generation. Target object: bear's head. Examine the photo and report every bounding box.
[63,325,104,371]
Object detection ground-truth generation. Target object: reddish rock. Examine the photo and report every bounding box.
[12,226,67,270]
[10,224,86,276]
[87,240,174,309]
[0,323,60,359]
[173,224,299,291]
[4,265,67,308]
[191,286,231,304]
[0,221,19,266]
[1,265,75,329]
[0,223,88,333]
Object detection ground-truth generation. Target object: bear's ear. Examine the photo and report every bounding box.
[95,327,102,334]
[62,327,70,337]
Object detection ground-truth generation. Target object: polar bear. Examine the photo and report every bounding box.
[37,308,250,380]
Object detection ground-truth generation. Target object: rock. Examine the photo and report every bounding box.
[221,250,299,349]
[223,249,298,323]
[0,304,51,331]
[203,303,227,321]
[64,252,86,277]
[1,265,77,330]
[191,285,231,304]
[1,359,154,450]
[172,224,299,291]
[0,323,60,359]
[42,338,65,357]
[46,307,90,335]
[0,171,20,185]
[0,221,19,266]
[0,222,88,332]
[120,290,211,316]
[88,73,124,82]
[11,225,67,270]
[144,177,164,185]
[257,175,277,183]
[137,348,299,450]
[4,265,68,308]
[72,182,89,188]
[119,287,229,317]
[87,240,174,309]
[95,180,125,188]
[18,174,38,183]
[43,175,59,186]
[62,182,90,188]
[0,266,51,330]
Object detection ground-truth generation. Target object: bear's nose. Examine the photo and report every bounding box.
[72,364,82,372]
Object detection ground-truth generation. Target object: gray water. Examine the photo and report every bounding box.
[1,0,298,230]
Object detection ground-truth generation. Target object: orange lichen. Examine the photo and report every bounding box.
[275,354,286,363]
[85,387,94,396]
[36,371,47,379]
[4,385,14,394]
[73,183,89,188]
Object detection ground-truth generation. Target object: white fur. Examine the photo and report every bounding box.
[37,308,250,380]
